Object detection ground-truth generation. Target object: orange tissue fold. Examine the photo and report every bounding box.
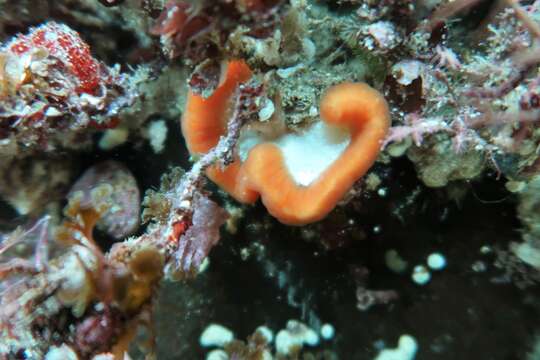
[181,60,390,225]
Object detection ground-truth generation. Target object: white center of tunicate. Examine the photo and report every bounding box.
[238,121,351,187]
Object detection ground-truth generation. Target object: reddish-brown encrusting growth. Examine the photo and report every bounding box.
[425,0,484,32]
[175,193,228,273]
[150,0,281,59]
[150,1,212,50]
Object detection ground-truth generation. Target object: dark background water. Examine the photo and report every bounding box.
[146,129,540,359]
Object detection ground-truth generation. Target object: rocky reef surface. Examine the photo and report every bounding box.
[0,1,539,359]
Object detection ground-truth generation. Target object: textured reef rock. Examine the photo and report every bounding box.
[514,176,540,273]
[0,22,139,157]
[0,0,540,359]
[0,155,73,215]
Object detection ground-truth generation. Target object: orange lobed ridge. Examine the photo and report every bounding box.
[181,60,390,225]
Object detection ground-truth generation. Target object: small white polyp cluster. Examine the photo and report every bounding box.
[146,119,168,154]
[206,349,229,360]
[256,325,274,343]
[275,320,320,355]
[374,334,418,360]
[427,252,447,271]
[320,323,335,340]
[200,320,335,358]
[411,265,431,286]
[411,252,447,285]
[45,344,78,360]
[200,323,274,360]
[200,324,234,348]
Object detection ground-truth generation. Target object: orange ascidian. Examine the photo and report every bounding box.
[181,60,391,225]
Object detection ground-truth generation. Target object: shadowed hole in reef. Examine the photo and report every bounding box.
[151,157,538,359]
[67,117,188,251]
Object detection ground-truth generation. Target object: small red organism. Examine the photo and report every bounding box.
[150,0,282,59]
[238,0,267,12]
[169,218,191,243]
[150,1,212,51]
[6,22,106,94]
[75,311,120,356]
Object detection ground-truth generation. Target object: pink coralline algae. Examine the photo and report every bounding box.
[68,161,140,239]
[0,22,138,153]
[176,192,228,274]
